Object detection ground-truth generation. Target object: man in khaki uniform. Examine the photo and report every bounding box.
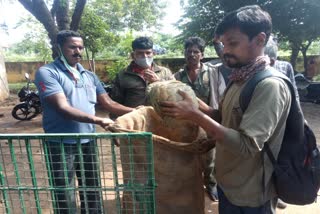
[174,36,226,201]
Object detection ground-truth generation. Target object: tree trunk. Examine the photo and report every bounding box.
[19,0,59,58]
[56,0,70,30]
[85,48,93,71]
[290,42,300,70]
[301,41,312,72]
[91,52,96,73]
[0,46,9,101]
[18,0,87,59]
[70,0,87,31]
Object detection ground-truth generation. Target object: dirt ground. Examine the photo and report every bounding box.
[0,94,319,213]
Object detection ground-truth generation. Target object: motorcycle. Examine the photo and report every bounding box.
[12,73,42,120]
[295,73,320,104]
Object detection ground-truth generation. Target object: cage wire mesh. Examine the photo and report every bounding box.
[0,133,156,214]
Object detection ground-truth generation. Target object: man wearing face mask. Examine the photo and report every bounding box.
[110,36,173,108]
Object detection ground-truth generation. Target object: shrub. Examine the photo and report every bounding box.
[105,58,130,82]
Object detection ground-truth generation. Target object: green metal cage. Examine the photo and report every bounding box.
[0,133,156,214]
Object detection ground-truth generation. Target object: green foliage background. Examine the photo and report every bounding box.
[3,0,320,74]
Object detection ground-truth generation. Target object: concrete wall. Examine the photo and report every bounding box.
[0,46,9,101]
[7,57,317,84]
[5,58,211,83]
[4,60,112,83]
[5,61,46,83]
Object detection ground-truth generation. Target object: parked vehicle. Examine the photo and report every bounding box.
[295,73,320,104]
[12,73,42,120]
[153,44,167,55]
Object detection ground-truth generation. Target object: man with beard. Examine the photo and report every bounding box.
[174,36,226,201]
[35,30,133,213]
[161,5,291,214]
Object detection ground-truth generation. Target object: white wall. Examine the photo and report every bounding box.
[0,46,9,101]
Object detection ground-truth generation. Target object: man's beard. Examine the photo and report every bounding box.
[226,61,245,68]
[223,54,246,68]
[187,56,199,64]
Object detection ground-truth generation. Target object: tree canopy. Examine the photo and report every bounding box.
[177,0,222,43]
[18,0,166,59]
[265,0,320,68]
[90,0,166,32]
[78,6,116,71]
[179,0,320,70]
[18,0,86,58]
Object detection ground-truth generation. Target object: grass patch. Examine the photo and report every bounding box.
[9,83,37,94]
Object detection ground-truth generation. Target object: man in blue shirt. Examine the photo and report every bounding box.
[35,30,132,213]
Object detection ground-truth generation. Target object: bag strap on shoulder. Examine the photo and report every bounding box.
[239,67,294,112]
[239,67,298,163]
[240,70,273,112]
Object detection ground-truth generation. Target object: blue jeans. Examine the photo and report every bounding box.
[217,186,276,214]
[45,142,102,214]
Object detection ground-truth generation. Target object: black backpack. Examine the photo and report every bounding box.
[239,67,320,205]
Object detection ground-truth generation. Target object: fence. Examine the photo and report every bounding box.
[0,133,156,214]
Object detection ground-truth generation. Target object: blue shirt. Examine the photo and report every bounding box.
[35,58,106,143]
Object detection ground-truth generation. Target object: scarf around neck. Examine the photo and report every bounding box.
[229,56,270,82]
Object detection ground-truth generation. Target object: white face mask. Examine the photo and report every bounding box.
[135,57,153,68]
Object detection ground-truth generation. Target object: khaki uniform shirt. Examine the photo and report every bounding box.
[215,76,291,207]
[174,63,226,109]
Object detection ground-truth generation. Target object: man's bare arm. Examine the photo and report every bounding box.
[45,93,113,127]
[97,93,133,116]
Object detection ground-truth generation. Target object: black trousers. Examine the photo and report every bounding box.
[45,142,102,214]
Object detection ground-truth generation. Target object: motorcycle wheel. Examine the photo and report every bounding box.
[11,103,39,121]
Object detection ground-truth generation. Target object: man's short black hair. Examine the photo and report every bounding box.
[132,37,153,50]
[57,30,82,46]
[184,37,206,54]
[215,5,272,44]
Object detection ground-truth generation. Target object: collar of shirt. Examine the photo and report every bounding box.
[54,58,86,74]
